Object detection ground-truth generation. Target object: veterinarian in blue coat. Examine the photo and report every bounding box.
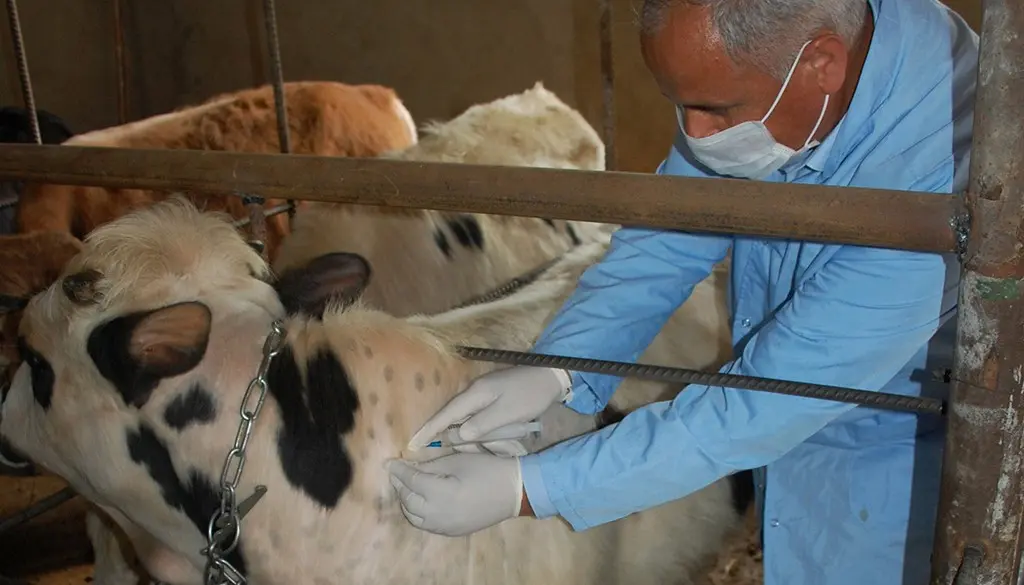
[389,0,978,582]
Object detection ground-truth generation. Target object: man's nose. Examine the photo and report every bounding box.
[681,110,725,139]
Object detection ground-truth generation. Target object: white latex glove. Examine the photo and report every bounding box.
[387,453,523,536]
[407,365,573,449]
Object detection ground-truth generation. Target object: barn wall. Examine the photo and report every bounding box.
[0,0,582,138]
[0,0,982,174]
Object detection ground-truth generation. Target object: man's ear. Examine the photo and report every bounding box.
[805,33,850,96]
[273,252,372,317]
[87,301,212,408]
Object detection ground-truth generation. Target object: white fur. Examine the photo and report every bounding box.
[272,81,616,317]
[1,198,741,585]
[390,96,419,147]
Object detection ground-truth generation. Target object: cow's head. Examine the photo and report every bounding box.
[0,196,370,562]
[0,231,85,474]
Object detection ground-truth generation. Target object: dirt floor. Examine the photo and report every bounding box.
[707,508,764,585]
[2,475,765,585]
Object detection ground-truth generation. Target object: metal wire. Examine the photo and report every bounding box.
[451,257,560,310]
[455,347,947,416]
[5,0,39,145]
[598,0,615,170]
[231,202,293,228]
[261,0,295,222]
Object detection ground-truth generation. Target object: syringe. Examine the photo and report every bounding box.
[426,421,542,448]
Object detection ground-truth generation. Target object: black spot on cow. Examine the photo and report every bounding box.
[542,218,556,228]
[126,423,247,575]
[163,384,217,431]
[433,228,452,259]
[728,469,755,514]
[265,344,358,509]
[445,215,484,250]
[17,336,54,410]
[565,223,581,246]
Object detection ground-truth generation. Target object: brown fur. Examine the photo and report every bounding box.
[14,80,418,261]
[3,80,417,416]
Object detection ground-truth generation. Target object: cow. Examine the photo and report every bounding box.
[0,196,745,585]
[0,83,415,581]
[0,80,419,430]
[272,81,616,317]
[13,80,419,261]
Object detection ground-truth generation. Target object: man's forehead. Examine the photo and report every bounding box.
[641,3,748,107]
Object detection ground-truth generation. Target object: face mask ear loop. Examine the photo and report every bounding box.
[761,39,814,123]
[804,93,831,148]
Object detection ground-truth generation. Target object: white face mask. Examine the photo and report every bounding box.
[677,39,830,180]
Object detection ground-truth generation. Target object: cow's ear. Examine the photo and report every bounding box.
[273,252,371,318]
[87,301,212,408]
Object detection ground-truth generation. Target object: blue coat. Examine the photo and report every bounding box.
[518,0,978,583]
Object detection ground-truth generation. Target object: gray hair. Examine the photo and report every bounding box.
[640,0,869,79]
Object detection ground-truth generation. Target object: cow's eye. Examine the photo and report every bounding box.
[16,337,42,369]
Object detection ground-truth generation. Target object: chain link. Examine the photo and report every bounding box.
[201,320,286,585]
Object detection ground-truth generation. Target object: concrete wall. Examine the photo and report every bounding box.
[0,1,982,174]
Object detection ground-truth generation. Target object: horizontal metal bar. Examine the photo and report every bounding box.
[0,143,963,252]
[457,347,947,416]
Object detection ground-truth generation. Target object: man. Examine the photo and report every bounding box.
[387,0,978,583]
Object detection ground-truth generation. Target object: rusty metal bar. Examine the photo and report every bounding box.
[261,0,291,157]
[5,0,38,145]
[0,142,963,252]
[930,0,1024,583]
[260,0,295,226]
[598,0,615,171]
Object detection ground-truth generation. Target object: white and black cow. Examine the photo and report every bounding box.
[1,197,750,585]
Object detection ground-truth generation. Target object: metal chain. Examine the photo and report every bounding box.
[201,320,285,585]
[450,256,560,310]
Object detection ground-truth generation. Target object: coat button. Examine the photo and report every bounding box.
[741,318,752,328]
[770,519,780,527]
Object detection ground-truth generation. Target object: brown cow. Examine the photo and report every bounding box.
[2,80,418,440]
[14,80,418,261]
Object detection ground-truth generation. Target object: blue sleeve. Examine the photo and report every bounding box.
[521,168,956,528]
[531,145,731,415]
